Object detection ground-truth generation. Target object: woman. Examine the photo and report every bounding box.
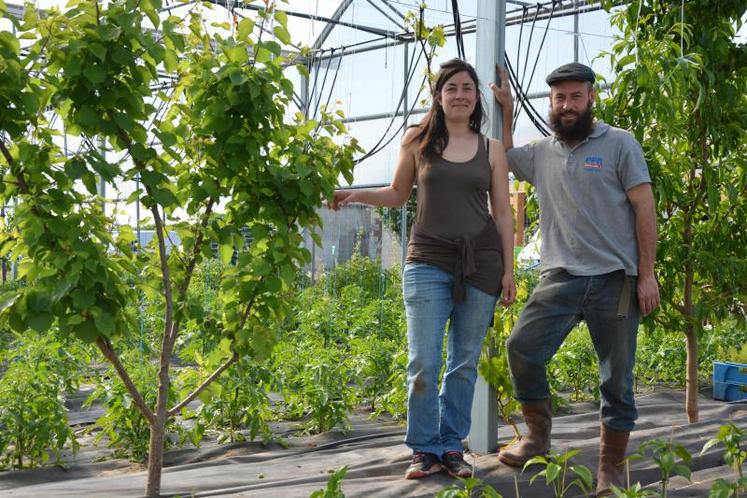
[333,59,515,479]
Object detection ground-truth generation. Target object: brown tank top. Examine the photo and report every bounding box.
[406,135,504,300]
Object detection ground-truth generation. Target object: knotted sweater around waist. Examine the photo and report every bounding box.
[406,220,504,303]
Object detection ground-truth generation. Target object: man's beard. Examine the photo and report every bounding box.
[549,102,594,143]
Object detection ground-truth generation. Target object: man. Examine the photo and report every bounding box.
[490,62,660,496]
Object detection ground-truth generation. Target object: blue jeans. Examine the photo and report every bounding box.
[403,262,498,455]
[506,269,640,431]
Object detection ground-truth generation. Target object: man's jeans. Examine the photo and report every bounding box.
[507,269,640,432]
[403,262,498,455]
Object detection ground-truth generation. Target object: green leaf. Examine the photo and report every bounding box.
[89,42,107,62]
[94,311,115,337]
[219,243,233,265]
[152,188,178,207]
[72,288,96,310]
[571,465,593,489]
[28,312,53,332]
[82,172,99,195]
[524,456,548,469]
[78,105,101,130]
[545,462,561,483]
[84,64,106,85]
[64,158,88,180]
[74,318,99,342]
[0,291,20,313]
[224,45,247,63]
[140,169,164,189]
[255,46,271,63]
[237,18,255,41]
[163,48,178,72]
[673,463,691,480]
[273,25,291,45]
[296,63,310,78]
[273,10,288,28]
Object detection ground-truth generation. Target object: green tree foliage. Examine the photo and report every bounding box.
[0,0,359,494]
[599,0,747,422]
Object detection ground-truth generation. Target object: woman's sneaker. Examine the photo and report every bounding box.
[442,451,473,478]
[405,452,442,479]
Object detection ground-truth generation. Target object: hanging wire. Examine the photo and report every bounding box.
[515,3,542,122]
[524,0,558,97]
[319,49,344,113]
[312,48,336,118]
[354,41,429,164]
[450,0,466,60]
[515,5,528,90]
[505,53,551,136]
[511,1,558,131]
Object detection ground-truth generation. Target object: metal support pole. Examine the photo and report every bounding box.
[469,0,506,455]
[400,42,410,265]
[573,0,580,63]
[300,61,317,282]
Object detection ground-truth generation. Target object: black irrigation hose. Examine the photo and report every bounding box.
[319,50,344,115]
[505,54,550,136]
[353,43,427,164]
[525,0,558,101]
[514,6,528,122]
[312,48,336,117]
[354,72,428,165]
[515,3,541,122]
[451,0,466,60]
[305,51,323,117]
[311,49,345,137]
[506,54,550,135]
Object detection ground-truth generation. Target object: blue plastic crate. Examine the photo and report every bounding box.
[713,361,747,384]
[713,381,747,402]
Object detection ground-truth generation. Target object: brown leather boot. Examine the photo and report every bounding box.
[596,424,630,496]
[497,399,552,467]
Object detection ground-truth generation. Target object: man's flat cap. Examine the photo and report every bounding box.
[545,62,596,85]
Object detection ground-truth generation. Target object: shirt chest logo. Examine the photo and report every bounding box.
[583,156,603,172]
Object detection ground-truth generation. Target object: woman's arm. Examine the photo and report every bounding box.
[332,127,419,210]
[488,137,516,305]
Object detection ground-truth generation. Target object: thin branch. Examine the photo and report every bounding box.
[0,140,13,166]
[168,352,238,416]
[96,337,156,424]
[0,140,31,195]
[168,200,215,350]
[151,203,176,355]
[105,110,175,357]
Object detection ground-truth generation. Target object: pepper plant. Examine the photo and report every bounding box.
[702,423,747,497]
[0,0,358,496]
[525,449,594,498]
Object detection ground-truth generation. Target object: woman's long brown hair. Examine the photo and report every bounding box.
[407,58,485,161]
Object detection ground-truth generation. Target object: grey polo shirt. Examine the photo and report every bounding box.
[507,121,650,276]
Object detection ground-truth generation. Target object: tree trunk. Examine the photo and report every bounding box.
[145,355,172,496]
[685,323,699,423]
[683,226,699,423]
[145,413,166,497]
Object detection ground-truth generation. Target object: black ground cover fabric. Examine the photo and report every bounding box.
[0,389,744,497]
